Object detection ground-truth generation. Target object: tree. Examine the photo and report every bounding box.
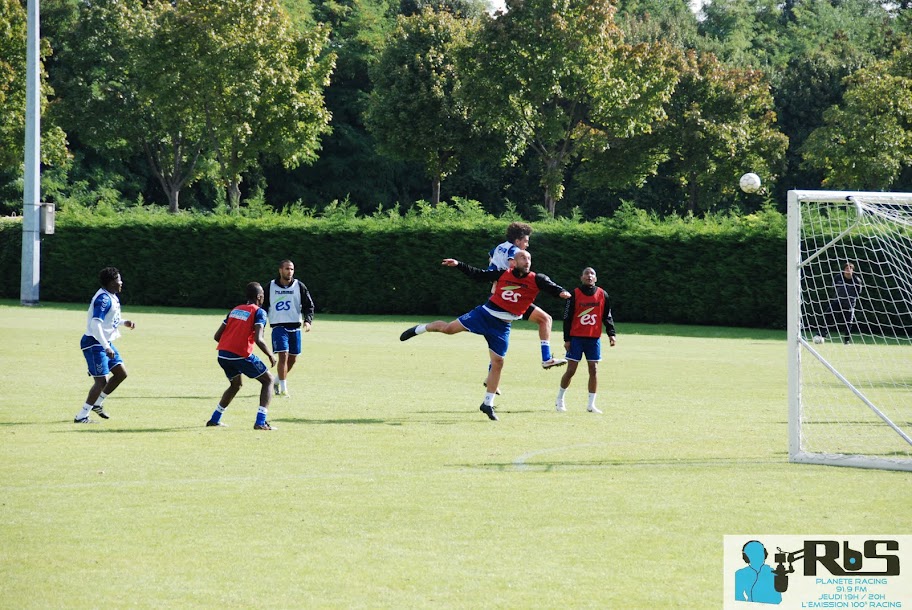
[55,0,208,212]
[614,0,700,50]
[0,0,68,212]
[655,51,787,213]
[461,0,678,216]
[578,50,787,214]
[697,0,785,69]
[178,0,334,209]
[366,8,488,205]
[802,47,912,190]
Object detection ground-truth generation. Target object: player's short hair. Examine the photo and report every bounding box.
[279,259,294,268]
[99,267,120,287]
[505,222,532,244]
[246,282,263,301]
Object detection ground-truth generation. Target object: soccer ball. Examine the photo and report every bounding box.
[813,335,825,344]
[739,172,762,193]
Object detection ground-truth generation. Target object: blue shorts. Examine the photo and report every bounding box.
[217,351,269,380]
[271,327,302,355]
[81,337,123,377]
[566,337,601,362]
[457,306,511,358]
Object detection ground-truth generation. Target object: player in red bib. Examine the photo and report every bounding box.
[207,282,278,430]
[555,267,616,414]
[399,250,571,421]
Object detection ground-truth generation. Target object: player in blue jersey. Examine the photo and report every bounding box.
[486,223,567,392]
[74,267,137,424]
[264,259,314,397]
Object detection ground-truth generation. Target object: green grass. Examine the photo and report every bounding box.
[0,302,906,608]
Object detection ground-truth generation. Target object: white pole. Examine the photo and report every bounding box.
[20,0,41,306]
[786,190,801,461]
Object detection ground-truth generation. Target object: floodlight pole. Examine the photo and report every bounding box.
[20,0,41,306]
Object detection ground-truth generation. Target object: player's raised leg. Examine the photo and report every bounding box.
[528,306,566,369]
[400,319,466,340]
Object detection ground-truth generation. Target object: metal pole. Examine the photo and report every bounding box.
[20,0,41,306]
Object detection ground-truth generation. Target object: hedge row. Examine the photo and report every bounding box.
[0,207,787,328]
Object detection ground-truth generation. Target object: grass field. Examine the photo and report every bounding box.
[0,301,907,608]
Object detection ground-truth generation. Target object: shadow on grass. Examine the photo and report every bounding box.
[468,456,787,472]
[274,417,405,426]
[62,426,201,433]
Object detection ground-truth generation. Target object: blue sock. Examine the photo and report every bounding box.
[541,341,552,362]
[209,405,225,423]
[255,406,267,426]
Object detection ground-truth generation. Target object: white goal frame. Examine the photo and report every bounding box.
[788,189,912,471]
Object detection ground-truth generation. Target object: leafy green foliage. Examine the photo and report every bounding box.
[802,45,912,190]
[459,0,679,216]
[0,0,69,214]
[366,8,490,205]
[0,206,787,327]
[178,0,334,209]
[578,50,788,215]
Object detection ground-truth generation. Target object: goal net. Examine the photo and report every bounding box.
[788,190,912,471]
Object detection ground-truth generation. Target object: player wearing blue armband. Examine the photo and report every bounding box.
[264,260,314,397]
[207,282,277,430]
[74,267,136,424]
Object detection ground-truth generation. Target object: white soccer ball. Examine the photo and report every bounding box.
[739,172,762,193]
[813,335,825,345]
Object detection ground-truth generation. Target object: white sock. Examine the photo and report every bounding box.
[93,392,108,406]
[557,387,567,403]
[416,324,428,334]
[279,379,287,392]
[588,393,597,409]
[77,403,92,419]
[483,392,495,406]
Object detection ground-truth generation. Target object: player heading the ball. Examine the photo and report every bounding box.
[400,250,571,421]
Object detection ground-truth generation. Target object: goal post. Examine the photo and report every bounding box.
[788,190,912,471]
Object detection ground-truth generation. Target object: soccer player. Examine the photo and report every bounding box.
[74,267,136,424]
[487,222,567,370]
[555,267,616,414]
[264,259,314,397]
[207,282,278,430]
[813,262,863,344]
[399,250,571,421]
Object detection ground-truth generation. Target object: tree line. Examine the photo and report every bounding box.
[2,0,912,219]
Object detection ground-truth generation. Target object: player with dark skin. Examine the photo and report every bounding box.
[213,284,277,413]
[85,273,136,406]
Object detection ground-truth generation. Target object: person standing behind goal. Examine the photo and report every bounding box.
[555,267,616,414]
[264,259,314,397]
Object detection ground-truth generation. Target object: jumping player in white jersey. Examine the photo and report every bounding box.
[264,259,314,397]
[74,267,136,423]
[488,222,567,373]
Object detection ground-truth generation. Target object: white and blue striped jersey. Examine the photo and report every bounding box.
[488,241,518,271]
[83,288,122,349]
